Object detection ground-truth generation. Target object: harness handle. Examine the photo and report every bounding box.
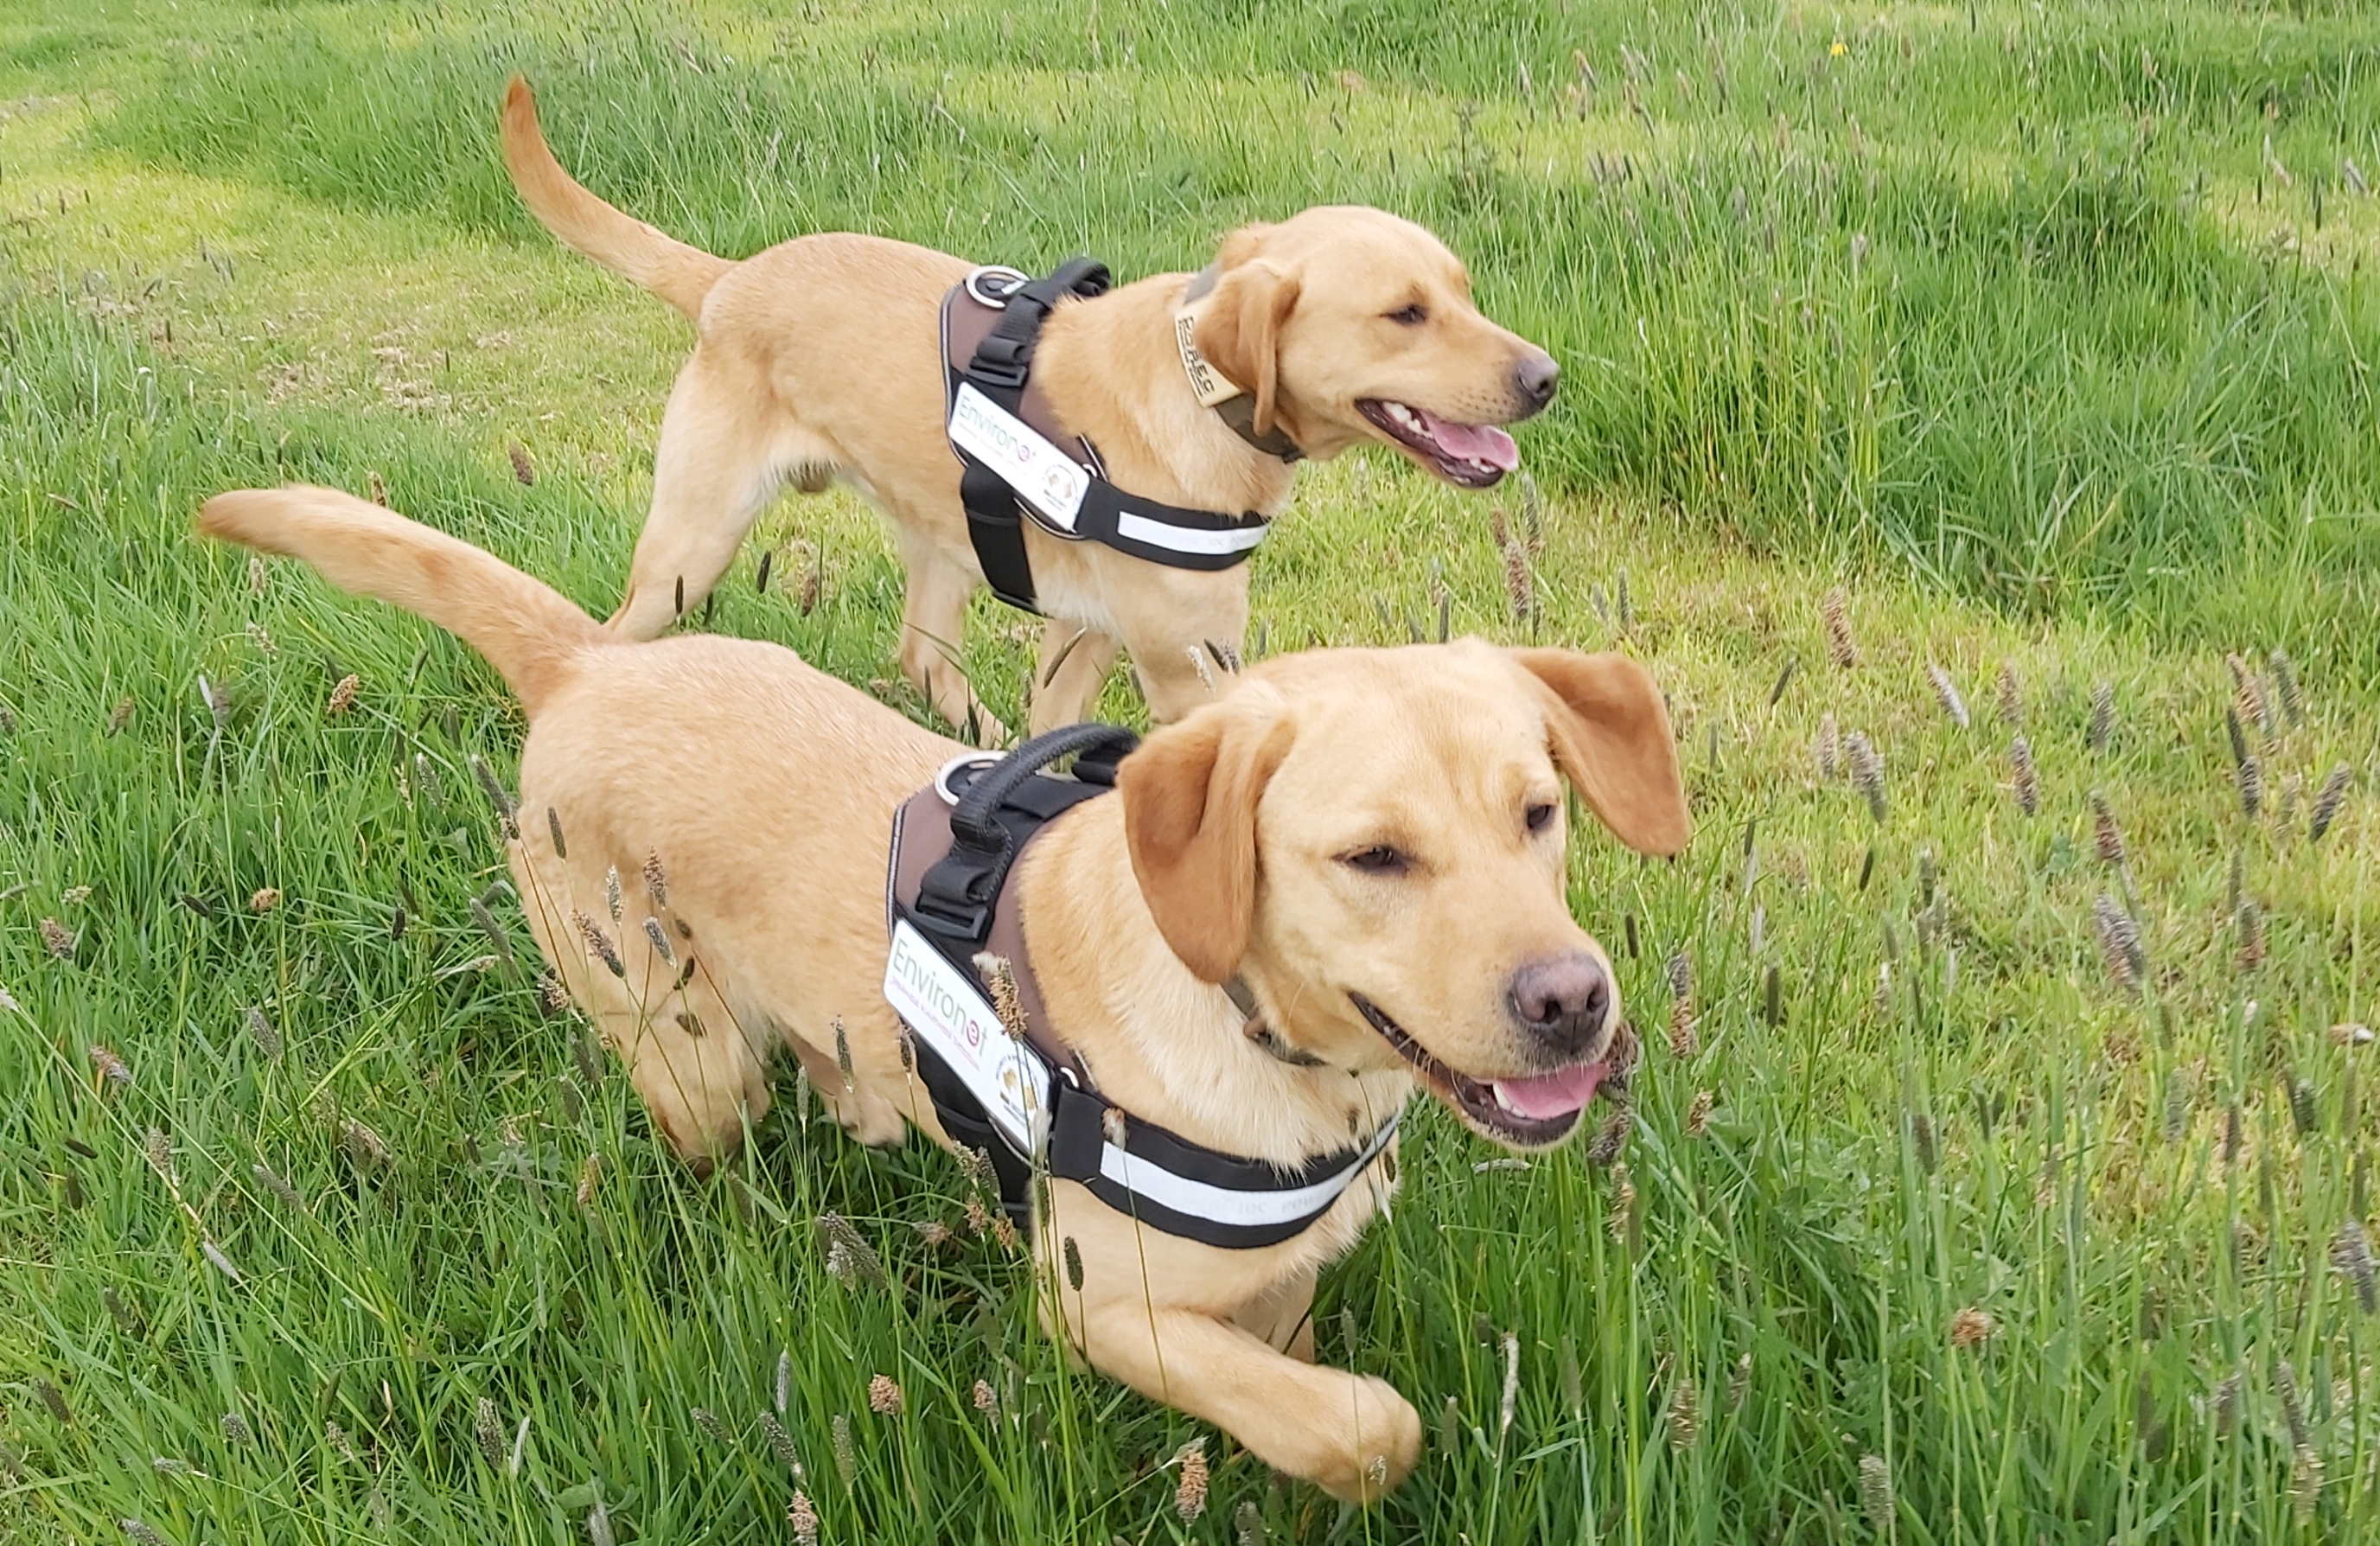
[949,724,1139,855]
[910,722,1140,942]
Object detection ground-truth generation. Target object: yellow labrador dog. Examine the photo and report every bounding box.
[198,485,1686,1502]
[499,78,1558,740]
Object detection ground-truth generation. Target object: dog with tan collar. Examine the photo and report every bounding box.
[197,484,1684,1501]
[498,78,1558,741]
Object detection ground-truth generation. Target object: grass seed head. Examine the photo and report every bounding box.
[42,917,78,961]
[2276,1360,2312,1450]
[2236,900,2267,972]
[788,1492,819,1546]
[1175,1438,1209,1521]
[571,911,624,978]
[974,952,1025,1033]
[1949,1306,1998,1348]
[1687,1089,1713,1138]
[973,1379,999,1416]
[507,442,534,485]
[1927,662,1968,727]
[2287,1074,2319,1136]
[1822,587,1858,668]
[831,1414,855,1483]
[1815,712,1841,780]
[1857,1454,1893,1532]
[2226,653,2270,735]
[2090,791,2128,868]
[89,1043,130,1085]
[2213,1371,2242,1436]
[2089,682,2116,751]
[2236,755,2262,818]
[2092,895,2145,993]
[2010,736,2038,815]
[1994,661,2022,725]
[766,1400,804,1467]
[1665,1376,1699,1450]
[2310,765,2352,843]
[642,852,668,910]
[1844,731,1885,821]
[475,1397,503,1468]
[2269,648,2306,727]
[325,673,358,717]
[868,1373,903,1415]
[2332,1219,2377,1313]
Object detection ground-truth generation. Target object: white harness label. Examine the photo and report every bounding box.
[884,918,1051,1153]
[948,383,1089,531]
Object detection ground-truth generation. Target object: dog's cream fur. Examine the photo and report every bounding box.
[497,77,1556,741]
[196,485,1686,1500]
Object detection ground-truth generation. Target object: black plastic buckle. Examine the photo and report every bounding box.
[909,880,995,943]
[967,344,1031,390]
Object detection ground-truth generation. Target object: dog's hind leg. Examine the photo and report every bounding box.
[609,352,813,641]
[512,843,774,1163]
[891,527,1008,744]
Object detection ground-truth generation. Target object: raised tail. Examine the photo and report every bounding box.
[498,74,733,322]
[196,486,602,716]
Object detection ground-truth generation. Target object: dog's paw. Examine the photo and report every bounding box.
[825,1083,908,1148]
[1304,1375,1421,1504]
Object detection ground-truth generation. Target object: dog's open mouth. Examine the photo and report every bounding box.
[1351,993,1602,1146]
[1356,400,1519,489]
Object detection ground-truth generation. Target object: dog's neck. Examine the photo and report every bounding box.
[1015,799,1412,1168]
[1032,277,1302,520]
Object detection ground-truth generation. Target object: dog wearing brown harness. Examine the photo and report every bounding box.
[497,77,1559,741]
[196,483,1688,1503]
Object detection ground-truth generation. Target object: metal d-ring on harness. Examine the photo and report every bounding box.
[941,259,1279,615]
[881,725,1400,1250]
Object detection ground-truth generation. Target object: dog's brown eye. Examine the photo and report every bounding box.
[1525,802,1557,833]
[1384,303,1427,326]
[1344,845,1409,875]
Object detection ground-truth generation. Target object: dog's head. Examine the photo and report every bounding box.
[1119,641,1687,1149]
[1188,208,1558,488]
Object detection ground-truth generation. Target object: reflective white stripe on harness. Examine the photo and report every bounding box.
[1096,1110,1401,1230]
[1113,510,1271,557]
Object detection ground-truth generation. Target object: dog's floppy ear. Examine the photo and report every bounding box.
[1510,649,1691,857]
[1119,688,1296,983]
[1193,237,1301,438]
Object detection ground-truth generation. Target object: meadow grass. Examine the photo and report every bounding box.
[3,1,2380,1542]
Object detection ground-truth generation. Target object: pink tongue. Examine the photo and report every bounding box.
[1416,409,1520,471]
[1490,1062,1605,1121]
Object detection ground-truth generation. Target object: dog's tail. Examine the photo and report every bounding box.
[197,486,602,717]
[498,74,732,323]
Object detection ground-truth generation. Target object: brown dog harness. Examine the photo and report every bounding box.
[940,261,1283,614]
[882,725,1399,1249]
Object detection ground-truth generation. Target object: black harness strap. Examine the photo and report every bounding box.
[884,725,1399,1250]
[952,260,1112,611]
[943,261,1276,616]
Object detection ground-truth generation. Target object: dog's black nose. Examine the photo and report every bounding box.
[1507,953,1610,1059]
[1515,353,1560,408]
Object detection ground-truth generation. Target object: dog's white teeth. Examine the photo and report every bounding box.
[1387,402,1422,430]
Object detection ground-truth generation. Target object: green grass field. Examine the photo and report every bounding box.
[4,1,2379,1541]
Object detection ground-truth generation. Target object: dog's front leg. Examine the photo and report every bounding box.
[1058,1270,1419,1502]
[1027,621,1120,736]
